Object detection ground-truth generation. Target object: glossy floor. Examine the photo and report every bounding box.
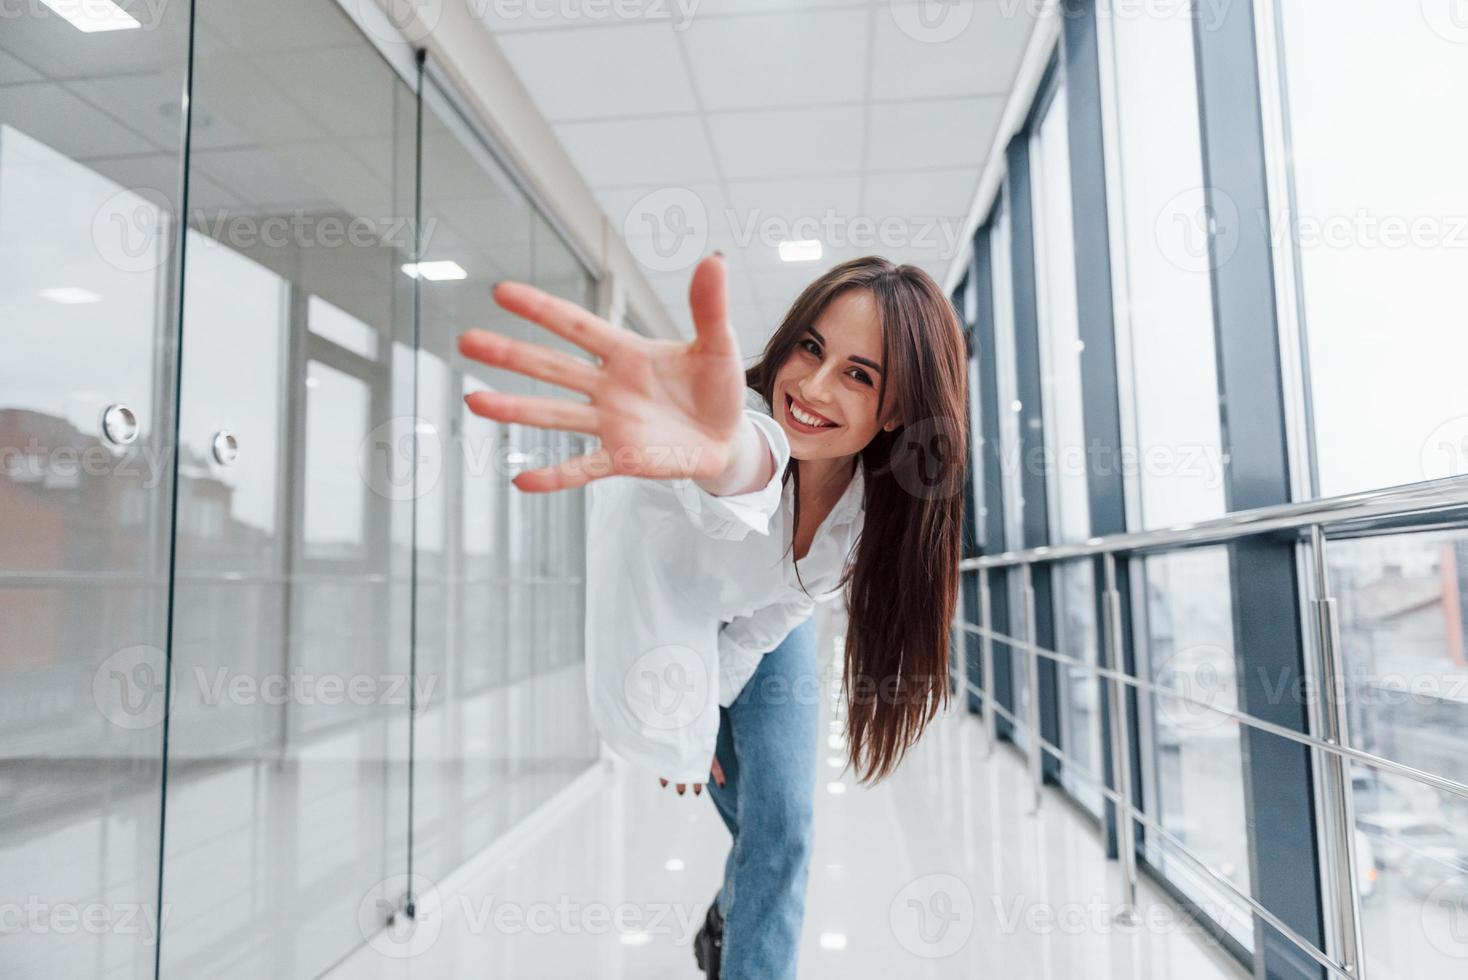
[328,631,1249,979]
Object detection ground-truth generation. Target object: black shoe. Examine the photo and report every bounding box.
[693,899,724,978]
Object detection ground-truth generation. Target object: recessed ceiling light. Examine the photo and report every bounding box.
[665,858,685,871]
[401,260,467,281]
[40,0,140,32]
[778,239,822,263]
[819,932,848,950]
[39,287,101,305]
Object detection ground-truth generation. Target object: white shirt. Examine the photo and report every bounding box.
[583,388,866,781]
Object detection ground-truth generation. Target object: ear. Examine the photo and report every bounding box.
[882,416,903,433]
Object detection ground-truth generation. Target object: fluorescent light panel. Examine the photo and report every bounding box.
[41,0,141,32]
[401,260,467,281]
[778,239,822,263]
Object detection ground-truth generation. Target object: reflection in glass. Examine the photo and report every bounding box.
[1136,548,1252,948]
[1330,530,1468,975]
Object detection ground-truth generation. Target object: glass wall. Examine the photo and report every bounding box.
[1276,0,1468,499]
[0,2,601,977]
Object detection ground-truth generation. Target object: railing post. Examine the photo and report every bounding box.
[979,566,997,756]
[1022,562,1042,814]
[1310,526,1368,978]
[1103,552,1138,924]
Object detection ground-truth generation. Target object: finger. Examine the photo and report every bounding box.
[512,447,616,493]
[688,253,736,360]
[659,778,668,788]
[464,390,599,435]
[457,328,600,395]
[676,783,686,796]
[711,757,726,788]
[491,281,621,359]
[693,784,702,796]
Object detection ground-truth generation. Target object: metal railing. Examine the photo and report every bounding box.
[949,472,1468,980]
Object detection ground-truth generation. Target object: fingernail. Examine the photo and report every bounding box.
[712,250,724,258]
[693,785,702,796]
[677,787,685,796]
[659,779,668,787]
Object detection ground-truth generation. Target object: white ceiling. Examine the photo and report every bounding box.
[476,0,1038,349]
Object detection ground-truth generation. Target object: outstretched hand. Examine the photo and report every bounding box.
[458,253,747,493]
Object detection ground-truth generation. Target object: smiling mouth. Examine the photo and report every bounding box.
[786,393,838,429]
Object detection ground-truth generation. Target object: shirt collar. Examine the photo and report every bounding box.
[782,458,866,530]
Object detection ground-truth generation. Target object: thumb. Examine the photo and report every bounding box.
[688,252,736,358]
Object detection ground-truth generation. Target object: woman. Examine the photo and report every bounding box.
[458,253,967,980]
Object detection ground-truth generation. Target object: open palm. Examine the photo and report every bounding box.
[458,253,746,492]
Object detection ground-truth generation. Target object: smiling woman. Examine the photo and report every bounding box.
[459,252,968,980]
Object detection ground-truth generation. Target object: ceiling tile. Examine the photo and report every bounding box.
[863,167,977,217]
[871,1,1035,99]
[864,96,1002,171]
[496,24,697,120]
[707,105,865,180]
[554,114,718,185]
[681,9,871,111]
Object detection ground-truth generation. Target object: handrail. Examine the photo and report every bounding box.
[960,473,1468,570]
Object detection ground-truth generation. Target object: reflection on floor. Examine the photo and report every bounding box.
[328,635,1250,980]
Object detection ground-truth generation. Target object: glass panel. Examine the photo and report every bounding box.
[1136,548,1253,948]
[158,1,417,975]
[1278,2,1468,498]
[1108,4,1226,527]
[1329,530,1468,974]
[0,5,191,978]
[1030,84,1103,815]
[410,81,600,888]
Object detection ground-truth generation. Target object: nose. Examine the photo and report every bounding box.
[797,360,839,405]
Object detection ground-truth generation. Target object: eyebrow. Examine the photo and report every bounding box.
[806,327,883,375]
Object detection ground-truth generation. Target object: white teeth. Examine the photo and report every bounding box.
[790,399,833,427]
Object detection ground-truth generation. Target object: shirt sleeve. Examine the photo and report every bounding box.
[717,593,817,707]
[660,408,791,541]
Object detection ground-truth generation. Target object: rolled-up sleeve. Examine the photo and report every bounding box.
[663,409,790,541]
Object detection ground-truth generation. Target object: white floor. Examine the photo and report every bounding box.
[328,627,1251,980]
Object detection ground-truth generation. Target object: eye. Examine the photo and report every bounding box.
[799,338,822,357]
[848,367,874,386]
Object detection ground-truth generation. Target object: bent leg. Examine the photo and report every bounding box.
[714,616,821,980]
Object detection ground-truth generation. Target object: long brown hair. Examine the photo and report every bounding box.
[745,257,968,783]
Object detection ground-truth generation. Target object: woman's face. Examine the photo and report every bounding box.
[771,288,899,461]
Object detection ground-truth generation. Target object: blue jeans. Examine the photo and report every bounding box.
[706,615,820,980]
